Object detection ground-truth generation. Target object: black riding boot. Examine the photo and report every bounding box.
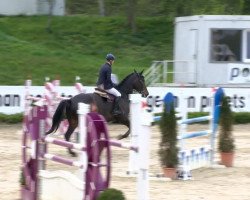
[113,97,122,115]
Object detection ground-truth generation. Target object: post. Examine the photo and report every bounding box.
[163,61,168,83]
[77,103,89,179]
[178,90,187,150]
[128,94,141,174]
[24,79,32,119]
[137,107,151,200]
[209,89,215,166]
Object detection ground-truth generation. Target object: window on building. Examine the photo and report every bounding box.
[243,30,250,62]
[210,29,242,62]
[248,32,250,59]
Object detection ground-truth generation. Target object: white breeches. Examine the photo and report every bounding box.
[105,88,121,97]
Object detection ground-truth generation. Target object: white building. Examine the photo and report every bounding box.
[174,15,250,87]
[0,0,65,16]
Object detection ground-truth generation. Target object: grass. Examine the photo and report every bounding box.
[0,15,173,86]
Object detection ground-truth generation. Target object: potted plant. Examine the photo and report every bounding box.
[218,96,235,167]
[158,93,179,179]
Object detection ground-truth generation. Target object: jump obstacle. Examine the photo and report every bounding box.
[25,77,85,136]
[21,101,151,200]
[128,88,224,179]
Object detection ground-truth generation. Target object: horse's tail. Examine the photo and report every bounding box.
[45,99,69,135]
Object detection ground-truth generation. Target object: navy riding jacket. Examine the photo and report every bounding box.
[96,62,114,90]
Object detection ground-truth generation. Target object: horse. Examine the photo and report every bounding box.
[45,70,149,156]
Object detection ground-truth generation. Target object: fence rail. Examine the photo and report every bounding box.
[144,60,197,86]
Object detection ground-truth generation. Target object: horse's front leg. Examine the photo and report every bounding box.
[117,119,130,140]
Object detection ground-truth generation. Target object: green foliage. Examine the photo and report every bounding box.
[188,112,209,124]
[0,111,250,124]
[242,0,250,14]
[65,0,245,17]
[19,169,25,186]
[218,96,235,153]
[189,112,250,124]
[158,103,179,168]
[233,112,250,124]
[0,113,23,123]
[97,188,126,200]
[0,0,248,86]
[0,15,172,86]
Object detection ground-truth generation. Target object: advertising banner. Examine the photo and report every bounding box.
[228,63,250,83]
[0,86,249,114]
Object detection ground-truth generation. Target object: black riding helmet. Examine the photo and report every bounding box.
[106,53,115,61]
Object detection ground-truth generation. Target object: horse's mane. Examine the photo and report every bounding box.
[117,72,134,88]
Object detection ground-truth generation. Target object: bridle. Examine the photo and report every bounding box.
[132,73,148,97]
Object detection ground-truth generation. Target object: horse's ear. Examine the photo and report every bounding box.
[134,69,138,74]
[140,69,144,75]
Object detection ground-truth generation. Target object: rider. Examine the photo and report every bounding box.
[96,53,122,115]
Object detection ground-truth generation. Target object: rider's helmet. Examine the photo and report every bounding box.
[106,53,115,61]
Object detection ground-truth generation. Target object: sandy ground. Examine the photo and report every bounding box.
[0,123,250,200]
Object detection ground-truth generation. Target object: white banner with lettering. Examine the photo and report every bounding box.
[0,86,249,114]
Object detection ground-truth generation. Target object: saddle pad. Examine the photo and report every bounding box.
[94,90,111,99]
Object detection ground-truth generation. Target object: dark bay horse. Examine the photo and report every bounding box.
[46,70,149,155]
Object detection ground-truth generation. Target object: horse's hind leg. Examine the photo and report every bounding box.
[65,124,77,157]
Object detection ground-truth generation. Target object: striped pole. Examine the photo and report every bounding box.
[178,130,212,140]
[43,137,87,151]
[179,115,213,125]
[107,140,138,152]
[43,153,85,169]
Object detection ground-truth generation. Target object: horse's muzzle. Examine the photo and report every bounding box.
[141,90,149,98]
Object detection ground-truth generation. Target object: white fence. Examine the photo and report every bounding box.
[144,60,196,86]
[0,0,65,16]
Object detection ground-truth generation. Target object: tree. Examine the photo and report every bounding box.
[222,0,242,14]
[242,0,250,14]
[158,94,179,168]
[127,0,137,33]
[46,0,56,33]
[218,95,235,167]
[218,96,235,153]
[98,0,105,16]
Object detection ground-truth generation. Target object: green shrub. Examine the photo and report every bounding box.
[218,96,235,153]
[158,102,179,168]
[19,169,25,186]
[0,113,23,123]
[233,112,250,124]
[97,188,126,200]
[188,112,209,124]
[1,111,250,124]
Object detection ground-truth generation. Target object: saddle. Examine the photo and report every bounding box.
[94,88,115,102]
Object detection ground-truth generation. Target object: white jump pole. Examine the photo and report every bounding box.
[128,94,142,174]
[209,89,216,166]
[177,93,188,150]
[137,97,151,200]
[77,103,89,178]
[129,94,150,199]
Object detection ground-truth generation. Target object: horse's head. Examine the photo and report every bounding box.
[132,70,149,97]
